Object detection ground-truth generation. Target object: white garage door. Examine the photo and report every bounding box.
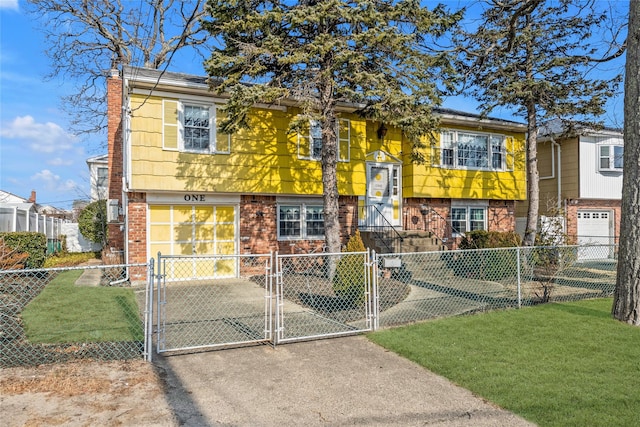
[576,210,613,259]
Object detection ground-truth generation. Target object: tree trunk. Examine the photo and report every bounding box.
[319,82,342,256]
[612,0,640,325]
[523,102,539,246]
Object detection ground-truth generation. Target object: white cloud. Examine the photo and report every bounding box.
[48,157,74,166]
[1,115,77,153]
[30,169,77,192]
[0,0,19,11]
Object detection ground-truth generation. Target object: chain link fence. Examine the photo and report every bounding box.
[1,244,618,365]
[156,253,273,353]
[1,263,149,367]
[275,251,374,343]
[376,245,617,328]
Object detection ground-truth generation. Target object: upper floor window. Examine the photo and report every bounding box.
[163,99,231,154]
[439,131,507,171]
[183,105,212,151]
[298,118,350,162]
[599,145,623,171]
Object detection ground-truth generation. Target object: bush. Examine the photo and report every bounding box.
[44,251,101,268]
[0,239,29,270]
[459,230,521,249]
[0,232,47,269]
[79,200,108,246]
[332,231,367,306]
[451,231,521,281]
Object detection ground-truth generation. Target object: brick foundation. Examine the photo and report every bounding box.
[239,195,359,254]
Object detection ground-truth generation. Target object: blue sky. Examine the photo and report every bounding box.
[0,0,626,210]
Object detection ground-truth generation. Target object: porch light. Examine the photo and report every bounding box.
[377,123,388,139]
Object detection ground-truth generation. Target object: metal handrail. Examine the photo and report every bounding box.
[360,205,404,253]
[406,205,463,250]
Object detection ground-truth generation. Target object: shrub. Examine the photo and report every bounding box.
[452,231,521,281]
[0,232,47,269]
[43,251,101,268]
[332,231,367,306]
[79,200,108,246]
[459,230,521,249]
[0,238,29,270]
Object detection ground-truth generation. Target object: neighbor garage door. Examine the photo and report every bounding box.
[576,210,613,260]
[149,204,238,279]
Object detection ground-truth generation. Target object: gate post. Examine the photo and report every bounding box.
[145,258,155,362]
[370,249,379,331]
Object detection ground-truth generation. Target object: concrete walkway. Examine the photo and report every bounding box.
[154,336,535,426]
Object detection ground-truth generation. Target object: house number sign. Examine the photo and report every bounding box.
[184,194,206,202]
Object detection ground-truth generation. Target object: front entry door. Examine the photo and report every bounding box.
[366,163,401,227]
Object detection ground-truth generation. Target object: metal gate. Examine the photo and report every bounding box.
[275,250,375,343]
[153,250,375,353]
[156,253,273,353]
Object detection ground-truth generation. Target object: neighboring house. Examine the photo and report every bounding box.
[86,154,109,201]
[107,66,527,279]
[517,125,623,259]
[0,190,68,253]
[0,190,30,204]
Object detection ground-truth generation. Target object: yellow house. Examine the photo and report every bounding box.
[107,66,526,278]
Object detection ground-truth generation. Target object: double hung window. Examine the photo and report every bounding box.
[451,206,486,235]
[278,204,324,239]
[298,118,350,161]
[162,99,230,154]
[183,105,212,151]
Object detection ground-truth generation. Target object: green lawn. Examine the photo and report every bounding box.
[22,270,143,343]
[368,298,640,427]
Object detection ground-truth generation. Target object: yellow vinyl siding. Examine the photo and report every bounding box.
[129,93,525,201]
[129,93,367,195]
[403,126,526,200]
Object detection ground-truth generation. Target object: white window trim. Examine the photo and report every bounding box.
[450,204,488,236]
[597,144,624,172]
[437,130,508,171]
[277,202,325,241]
[297,118,351,162]
[178,101,216,154]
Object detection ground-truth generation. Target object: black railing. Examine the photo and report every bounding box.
[359,205,404,253]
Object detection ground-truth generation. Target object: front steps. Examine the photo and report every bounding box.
[360,230,447,255]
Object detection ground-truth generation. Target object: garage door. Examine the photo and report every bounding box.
[576,210,613,260]
[149,205,238,279]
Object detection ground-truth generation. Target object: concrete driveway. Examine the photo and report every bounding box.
[153,336,534,426]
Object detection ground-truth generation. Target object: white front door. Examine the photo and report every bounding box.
[365,163,401,227]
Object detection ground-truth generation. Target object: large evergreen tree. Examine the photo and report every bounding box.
[456,0,623,246]
[612,0,640,325]
[202,0,459,254]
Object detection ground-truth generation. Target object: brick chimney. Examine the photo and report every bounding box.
[107,68,125,253]
[27,190,36,203]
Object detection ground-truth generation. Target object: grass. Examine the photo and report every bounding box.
[368,298,640,427]
[22,270,143,343]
